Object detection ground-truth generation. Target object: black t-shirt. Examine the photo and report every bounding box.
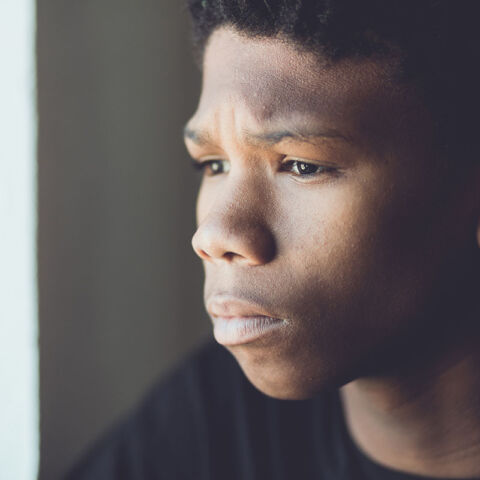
[65,339,479,480]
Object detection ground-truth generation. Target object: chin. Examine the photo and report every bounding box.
[228,343,345,400]
[245,372,323,400]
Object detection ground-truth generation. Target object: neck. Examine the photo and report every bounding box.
[340,329,480,478]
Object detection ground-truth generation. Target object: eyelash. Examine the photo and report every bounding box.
[192,159,229,176]
[192,158,336,178]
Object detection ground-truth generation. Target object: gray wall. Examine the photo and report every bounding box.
[37,2,209,478]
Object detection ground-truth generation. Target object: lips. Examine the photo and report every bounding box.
[207,295,277,318]
[206,295,287,346]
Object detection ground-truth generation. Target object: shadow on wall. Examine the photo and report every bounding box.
[37,2,209,479]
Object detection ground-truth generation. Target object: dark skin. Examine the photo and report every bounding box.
[185,28,480,477]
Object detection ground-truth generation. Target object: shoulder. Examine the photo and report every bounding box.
[65,340,340,480]
[64,340,254,480]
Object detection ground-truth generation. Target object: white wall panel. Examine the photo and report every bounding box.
[0,1,38,479]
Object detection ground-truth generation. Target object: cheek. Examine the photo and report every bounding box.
[277,164,456,337]
[272,166,430,325]
[274,174,381,282]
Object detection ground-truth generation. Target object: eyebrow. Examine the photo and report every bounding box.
[183,126,210,145]
[183,125,350,147]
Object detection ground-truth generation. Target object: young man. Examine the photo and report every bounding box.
[68,1,480,479]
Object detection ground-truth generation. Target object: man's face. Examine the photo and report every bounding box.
[184,28,480,399]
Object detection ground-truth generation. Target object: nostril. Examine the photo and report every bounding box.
[192,218,276,265]
[199,249,210,260]
[223,252,235,262]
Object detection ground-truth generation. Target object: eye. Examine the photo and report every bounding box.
[192,158,230,176]
[281,159,332,176]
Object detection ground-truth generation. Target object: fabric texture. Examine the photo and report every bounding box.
[65,339,479,480]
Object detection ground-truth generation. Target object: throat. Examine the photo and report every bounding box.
[339,342,480,478]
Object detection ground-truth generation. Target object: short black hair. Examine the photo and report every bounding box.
[186,0,480,161]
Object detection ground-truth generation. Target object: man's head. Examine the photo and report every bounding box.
[184,0,480,400]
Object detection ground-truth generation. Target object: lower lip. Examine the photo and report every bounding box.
[212,315,286,346]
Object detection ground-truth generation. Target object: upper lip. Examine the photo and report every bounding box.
[207,295,279,319]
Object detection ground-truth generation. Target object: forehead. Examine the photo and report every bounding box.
[190,27,406,139]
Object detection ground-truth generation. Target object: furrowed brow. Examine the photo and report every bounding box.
[183,126,212,146]
[183,125,350,147]
[245,129,349,146]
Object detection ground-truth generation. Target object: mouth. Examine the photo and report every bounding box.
[207,296,287,346]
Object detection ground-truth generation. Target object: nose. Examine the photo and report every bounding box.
[191,187,276,266]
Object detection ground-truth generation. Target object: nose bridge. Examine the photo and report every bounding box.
[219,172,267,222]
[192,173,276,265]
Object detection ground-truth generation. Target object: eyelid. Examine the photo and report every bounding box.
[192,156,230,176]
[194,155,228,163]
[282,156,331,166]
[280,156,341,177]
[281,157,318,169]
[191,155,339,179]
